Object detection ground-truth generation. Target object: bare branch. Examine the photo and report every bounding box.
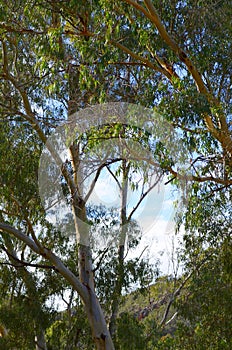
[93,246,110,273]
[160,255,210,326]
[137,245,149,261]
[165,311,178,326]
[84,158,123,203]
[106,165,122,191]
[136,155,232,186]
[128,173,163,221]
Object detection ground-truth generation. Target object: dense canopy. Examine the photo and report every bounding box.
[0,1,231,349]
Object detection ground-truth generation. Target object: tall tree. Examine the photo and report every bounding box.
[0,1,231,349]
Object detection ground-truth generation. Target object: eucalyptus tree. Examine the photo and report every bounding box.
[0,2,144,349]
[0,1,232,349]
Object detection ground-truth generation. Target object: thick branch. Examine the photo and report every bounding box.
[136,155,232,186]
[143,0,207,94]
[1,40,80,198]
[166,166,232,186]
[0,223,88,303]
[122,1,232,157]
[111,40,173,81]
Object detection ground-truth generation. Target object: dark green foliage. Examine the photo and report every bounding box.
[116,312,146,350]
[46,306,93,350]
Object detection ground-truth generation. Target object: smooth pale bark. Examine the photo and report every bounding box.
[0,223,115,350]
[0,62,115,348]
[72,194,115,349]
[83,283,115,350]
[67,102,115,348]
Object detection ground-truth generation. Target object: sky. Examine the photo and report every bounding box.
[88,168,184,276]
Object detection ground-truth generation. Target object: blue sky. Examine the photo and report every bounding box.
[88,168,184,276]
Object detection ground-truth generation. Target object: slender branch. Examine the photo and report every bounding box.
[0,223,41,254]
[0,244,55,270]
[93,246,110,273]
[122,1,232,157]
[0,23,45,35]
[154,53,179,79]
[10,194,44,250]
[0,209,18,217]
[204,184,229,199]
[1,39,80,199]
[106,165,122,191]
[171,123,207,134]
[108,61,149,67]
[160,272,192,326]
[84,156,110,203]
[165,311,178,326]
[137,245,149,261]
[143,0,207,94]
[128,173,163,221]
[0,260,55,270]
[124,0,155,22]
[160,255,210,326]
[135,155,232,186]
[84,158,124,203]
[166,165,232,186]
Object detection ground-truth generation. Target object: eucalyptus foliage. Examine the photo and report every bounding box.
[0,1,231,349]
